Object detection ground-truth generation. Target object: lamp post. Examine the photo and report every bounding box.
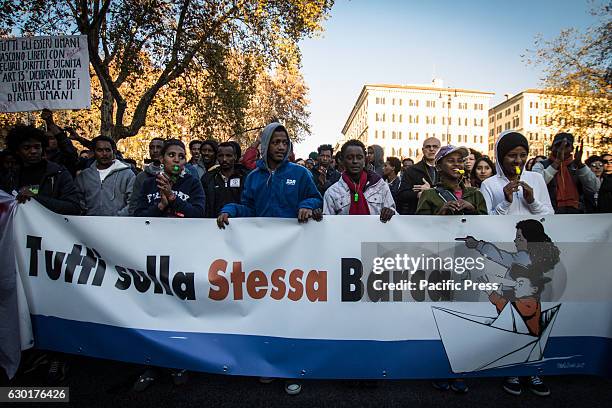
[439,88,457,145]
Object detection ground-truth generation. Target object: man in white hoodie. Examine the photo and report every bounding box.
[480,131,553,215]
[76,136,135,216]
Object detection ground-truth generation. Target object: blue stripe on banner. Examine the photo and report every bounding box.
[31,315,612,379]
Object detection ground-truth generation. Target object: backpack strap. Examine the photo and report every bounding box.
[434,186,458,203]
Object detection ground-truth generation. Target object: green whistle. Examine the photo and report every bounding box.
[354,193,359,202]
[173,165,180,172]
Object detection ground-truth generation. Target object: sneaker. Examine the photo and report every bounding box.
[502,376,522,396]
[450,379,469,394]
[21,352,48,374]
[431,380,450,391]
[132,369,157,392]
[259,377,275,384]
[171,369,189,386]
[528,376,550,397]
[284,381,302,395]
[47,359,67,384]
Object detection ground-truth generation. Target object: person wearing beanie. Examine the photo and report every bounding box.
[531,133,599,213]
[416,145,487,216]
[480,131,553,215]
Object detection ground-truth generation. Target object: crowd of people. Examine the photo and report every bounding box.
[1,110,612,396]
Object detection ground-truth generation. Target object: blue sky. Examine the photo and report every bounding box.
[293,0,599,157]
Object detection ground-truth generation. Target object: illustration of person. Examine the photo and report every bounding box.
[461,219,560,397]
[461,219,560,284]
[478,265,551,337]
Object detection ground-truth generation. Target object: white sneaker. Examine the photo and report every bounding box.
[285,381,302,395]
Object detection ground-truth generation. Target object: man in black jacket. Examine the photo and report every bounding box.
[41,109,79,176]
[311,144,340,195]
[201,142,247,218]
[531,133,598,214]
[396,137,440,214]
[1,125,82,215]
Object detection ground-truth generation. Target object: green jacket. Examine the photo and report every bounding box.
[416,185,487,215]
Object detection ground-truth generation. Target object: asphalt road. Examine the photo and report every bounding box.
[2,355,611,408]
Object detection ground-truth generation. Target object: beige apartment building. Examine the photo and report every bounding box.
[488,89,610,158]
[341,80,494,160]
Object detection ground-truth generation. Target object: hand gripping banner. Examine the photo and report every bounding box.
[2,195,612,379]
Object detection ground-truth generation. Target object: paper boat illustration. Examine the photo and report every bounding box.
[432,303,561,373]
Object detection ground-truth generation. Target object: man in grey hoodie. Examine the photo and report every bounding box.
[367,144,385,177]
[128,137,164,215]
[76,136,135,216]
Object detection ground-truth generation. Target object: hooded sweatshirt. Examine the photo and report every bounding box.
[76,160,135,216]
[480,130,553,215]
[128,161,161,215]
[367,144,384,177]
[221,122,322,218]
[134,171,205,218]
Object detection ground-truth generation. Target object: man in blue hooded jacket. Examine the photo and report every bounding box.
[217,122,322,227]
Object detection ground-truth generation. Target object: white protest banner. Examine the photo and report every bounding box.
[2,196,612,379]
[0,35,90,112]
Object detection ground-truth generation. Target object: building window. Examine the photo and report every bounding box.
[432,117,436,125]
[535,102,538,109]
[375,130,378,138]
[529,116,533,124]
[392,131,396,139]
[392,98,395,105]
[399,131,402,139]
[480,136,483,143]
[474,135,477,143]
[442,117,446,125]
[480,119,484,126]
[529,102,533,108]
[416,132,419,140]
[399,114,403,123]
[535,116,538,125]
[474,118,478,126]
[382,130,385,139]
[392,114,395,122]
[399,99,402,106]
[415,115,419,124]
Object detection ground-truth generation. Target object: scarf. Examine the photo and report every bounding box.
[551,154,580,209]
[342,171,370,215]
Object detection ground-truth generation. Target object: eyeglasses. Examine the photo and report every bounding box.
[604,160,612,164]
[590,163,603,168]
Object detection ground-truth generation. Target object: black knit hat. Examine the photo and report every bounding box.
[552,132,574,146]
[497,131,529,160]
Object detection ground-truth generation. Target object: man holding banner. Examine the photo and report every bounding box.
[0,125,81,215]
[217,122,322,395]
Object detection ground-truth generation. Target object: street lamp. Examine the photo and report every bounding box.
[439,88,457,145]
